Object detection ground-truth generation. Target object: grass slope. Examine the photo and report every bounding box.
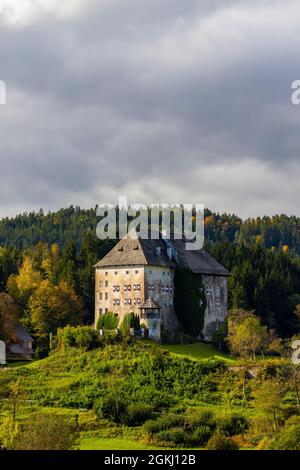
[148,340,236,363]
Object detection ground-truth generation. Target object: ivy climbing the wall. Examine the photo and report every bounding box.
[174,268,207,337]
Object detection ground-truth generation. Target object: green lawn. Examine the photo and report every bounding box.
[151,341,236,363]
[79,437,169,450]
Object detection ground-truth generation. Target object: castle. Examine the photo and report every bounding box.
[94,233,230,342]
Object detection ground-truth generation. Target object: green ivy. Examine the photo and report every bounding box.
[174,268,207,337]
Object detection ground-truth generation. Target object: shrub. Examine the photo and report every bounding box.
[191,425,213,446]
[57,326,99,350]
[189,410,216,430]
[96,312,119,330]
[156,427,188,447]
[120,313,140,334]
[123,403,154,426]
[216,413,249,436]
[94,395,127,424]
[268,424,300,450]
[12,414,77,450]
[143,415,184,436]
[206,433,239,450]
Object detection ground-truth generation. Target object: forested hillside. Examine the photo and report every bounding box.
[0,207,299,342]
[0,207,299,254]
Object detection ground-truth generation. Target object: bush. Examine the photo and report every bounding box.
[156,427,188,447]
[206,433,239,450]
[189,410,216,430]
[57,326,99,350]
[216,413,249,437]
[143,415,184,436]
[96,312,119,330]
[191,425,213,446]
[123,403,154,426]
[120,313,140,334]
[12,414,77,450]
[268,424,300,450]
[94,395,127,424]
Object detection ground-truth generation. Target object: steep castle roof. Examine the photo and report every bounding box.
[94,234,176,268]
[95,232,230,276]
[172,239,231,277]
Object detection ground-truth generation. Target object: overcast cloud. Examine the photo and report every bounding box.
[0,0,299,218]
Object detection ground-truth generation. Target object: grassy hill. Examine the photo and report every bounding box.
[1,339,297,450]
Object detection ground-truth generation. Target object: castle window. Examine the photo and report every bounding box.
[105,272,108,276]
[105,281,108,287]
[105,308,108,313]
[134,298,141,305]
[105,292,108,300]
[162,285,165,293]
[206,286,212,295]
[115,271,118,275]
[99,293,103,301]
[126,271,129,275]
[113,299,120,306]
[148,284,154,291]
[135,270,139,274]
[215,300,221,308]
[113,285,120,292]
[165,286,169,293]
[124,285,131,291]
[124,298,132,305]
[133,284,140,291]
[169,286,173,294]
[99,281,104,288]
[99,308,103,314]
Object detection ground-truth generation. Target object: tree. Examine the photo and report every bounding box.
[29,279,82,337]
[7,256,42,312]
[253,381,283,432]
[59,240,77,288]
[0,293,19,341]
[227,310,269,359]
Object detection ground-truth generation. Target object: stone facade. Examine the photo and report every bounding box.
[202,275,228,342]
[95,264,177,332]
[94,234,230,342]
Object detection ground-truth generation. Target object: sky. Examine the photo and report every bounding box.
[0,0,299,219]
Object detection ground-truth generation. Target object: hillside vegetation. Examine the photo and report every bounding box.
[0,207,299,341]
[1,339,300,450]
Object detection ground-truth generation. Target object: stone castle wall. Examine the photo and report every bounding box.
[202,275,228,341]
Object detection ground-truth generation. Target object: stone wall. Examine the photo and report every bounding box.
[202,275,228,341]
[144,266,177,332]
[95,266,145,325]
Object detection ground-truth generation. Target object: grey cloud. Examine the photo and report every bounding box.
[0,0,299,218]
